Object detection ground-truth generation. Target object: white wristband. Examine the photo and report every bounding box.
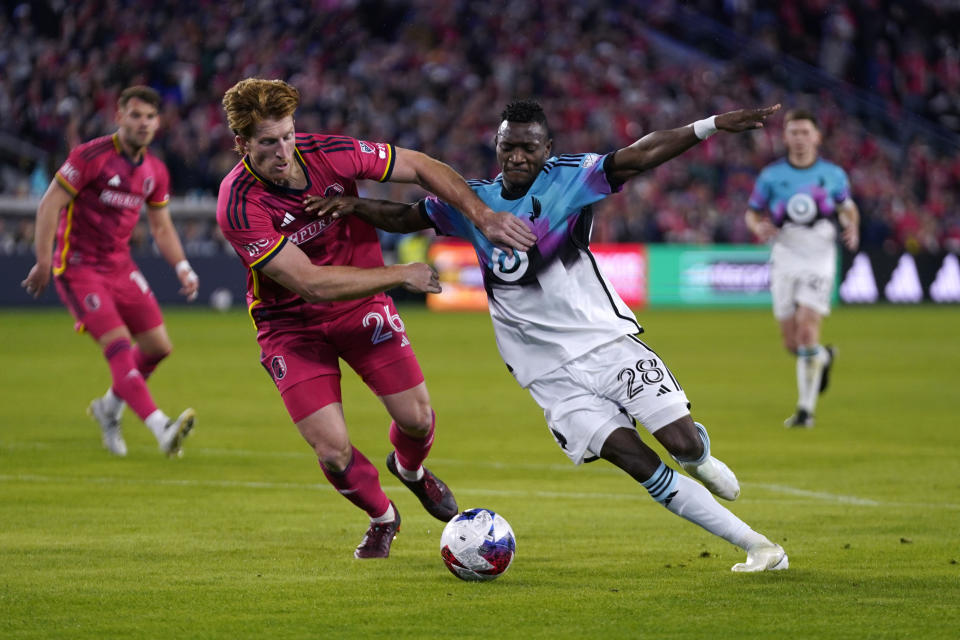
[693,115,718,140]
[175,260,192,275]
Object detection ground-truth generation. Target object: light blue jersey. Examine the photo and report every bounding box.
[748,157,853,276]
[422,153,641,386]
[748,158,850,228]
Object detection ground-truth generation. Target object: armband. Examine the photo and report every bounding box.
[693,116,718,140]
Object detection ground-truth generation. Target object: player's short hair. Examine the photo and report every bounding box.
[784,108,819,129]
[118,86,161,110]
[501,100,550,137]
[223,78,301,152]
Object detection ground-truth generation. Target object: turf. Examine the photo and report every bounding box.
[1,305,958,639]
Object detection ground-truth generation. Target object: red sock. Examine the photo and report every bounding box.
[389,411,435,472]
[320,446,390,518]
[104,338,158,421]
[132,345,166,380]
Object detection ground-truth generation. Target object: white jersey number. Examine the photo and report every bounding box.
[363,305,410,346]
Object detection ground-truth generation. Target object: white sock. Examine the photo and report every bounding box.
[103,388,126,420]
[145,410,170,440]
[395,458,424,482]
[664,475,771,551]
[796,345,825,412]
[371,502,396,523]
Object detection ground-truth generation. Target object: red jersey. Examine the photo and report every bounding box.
[53,133,171,274]
[216,133,395,325]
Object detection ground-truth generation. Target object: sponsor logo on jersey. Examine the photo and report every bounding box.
[785,192,818,224]
[242,238,274,258]
[99,189,144,209]
[287,217,336,246]
[376,143,388,159]
[107,174,122,187]
[60,161,80,184]
[490,248,530,282]
[359,141,375,154]
[270,355,287,380]
[580,153,600,168]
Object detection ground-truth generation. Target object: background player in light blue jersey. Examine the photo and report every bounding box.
[745,109,860,428]
[308,100,789,572]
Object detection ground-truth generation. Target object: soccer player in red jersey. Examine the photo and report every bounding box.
[217,78,535,559]
[22,86,198,458]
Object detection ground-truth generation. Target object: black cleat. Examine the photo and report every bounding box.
[784,408,814,428]
[386,452,458,521]
[354,501,401,559]
[819,345,835,394]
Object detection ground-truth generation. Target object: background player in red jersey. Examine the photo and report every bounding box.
[21,86,198,458]
[217,78,535,559]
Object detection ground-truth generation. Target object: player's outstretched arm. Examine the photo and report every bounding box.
[606,104,781,184]
[260,240,440,302]
[147,205,199,301]
[21,180,73,299]
[388,147,536,251]
[304,195,428,233]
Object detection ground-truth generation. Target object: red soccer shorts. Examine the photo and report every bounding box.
[257,295,425,422]
[54,261,164,339]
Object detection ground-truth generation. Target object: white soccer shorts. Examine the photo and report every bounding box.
[770,266,833,320]
[526,335,691,465]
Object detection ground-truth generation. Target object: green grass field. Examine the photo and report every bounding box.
[1,304,958,639]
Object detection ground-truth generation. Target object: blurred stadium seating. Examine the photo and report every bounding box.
[0,1,958,258]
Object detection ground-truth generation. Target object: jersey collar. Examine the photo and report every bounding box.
[242,148,312,194]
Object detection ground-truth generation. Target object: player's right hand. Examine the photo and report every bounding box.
[750,218,778,242]
[21,262,51,299]
[400,263,441,294]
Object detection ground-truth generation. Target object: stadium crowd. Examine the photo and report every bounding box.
[1,0,958,256]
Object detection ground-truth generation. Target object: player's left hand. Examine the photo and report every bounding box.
[477,210,537,252]
[842,223,860,251]
[716,104,781,132]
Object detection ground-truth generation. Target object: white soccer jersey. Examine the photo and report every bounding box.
[421,153,641,387]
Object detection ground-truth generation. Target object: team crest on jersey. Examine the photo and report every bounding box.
[323,183,345,197]
[84,293,101,312]
[142,176,154,197]
[270,355,287,380]
[580,153,600,168]
[359,141,375,154]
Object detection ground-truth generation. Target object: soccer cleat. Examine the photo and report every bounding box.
[731,543,789,572]
[87,397,127,457]
[681,455,741,501]
[354,502,401,559]
[386,451,459,521]
[784,408,814,429]
[819,345,835,394]
[158,408,196,457]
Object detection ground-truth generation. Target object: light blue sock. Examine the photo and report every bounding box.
[642,462,678,504]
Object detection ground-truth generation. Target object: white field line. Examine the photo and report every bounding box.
[2,442,958,509]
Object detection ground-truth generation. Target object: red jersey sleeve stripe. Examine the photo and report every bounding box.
[226,173,257,230]
[54,173,78,196]
[378,144,396,182]
[250,236,287,270]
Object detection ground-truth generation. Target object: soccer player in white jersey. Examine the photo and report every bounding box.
[745,109,860,428]
[307,100,790,572]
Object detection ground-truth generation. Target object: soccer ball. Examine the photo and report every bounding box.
[440,508,516,582]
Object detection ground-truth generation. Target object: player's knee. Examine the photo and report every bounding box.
[656,418,703,462]
[394,402,434,437]
[317,442,353,472]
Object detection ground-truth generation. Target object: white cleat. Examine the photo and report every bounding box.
[731,543,789,573]
[158,408,196,458]
[682,455,741,501]
[87,397,127,457]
